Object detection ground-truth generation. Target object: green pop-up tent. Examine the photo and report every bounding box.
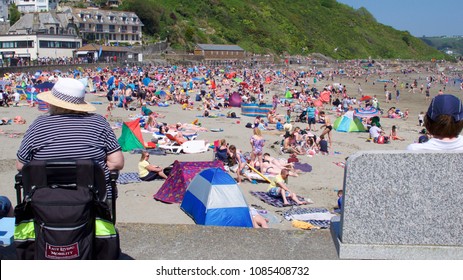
[333,111,366,132]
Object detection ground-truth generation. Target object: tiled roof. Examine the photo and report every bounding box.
[196,44,244,51]
[9,12,64,33]
[70,7,144,26]
[77,43,137,53]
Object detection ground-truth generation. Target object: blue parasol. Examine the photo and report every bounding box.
[142,77,152,86]
[34,81,54,91]
[107,76,115,86]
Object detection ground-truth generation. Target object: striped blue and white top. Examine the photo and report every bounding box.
[17,113,121,198]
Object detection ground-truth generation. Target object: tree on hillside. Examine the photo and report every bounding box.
[120,0,162,36]
[93,0,108,8]
[9,4,21,25]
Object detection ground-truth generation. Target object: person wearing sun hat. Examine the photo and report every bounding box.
[16,77,124,200]
[407,94,463,151]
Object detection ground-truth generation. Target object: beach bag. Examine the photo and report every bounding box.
[377,136,385,144]
[163,165,173,177]
[288,154,299,163]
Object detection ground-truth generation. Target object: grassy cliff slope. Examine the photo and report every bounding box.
[121,0,448,60]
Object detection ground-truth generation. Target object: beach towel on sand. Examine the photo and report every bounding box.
[117,172,143,184]
[293,162,312,172]
[129,148,167,155]
[250,191,313,208]
[283,207,334,228]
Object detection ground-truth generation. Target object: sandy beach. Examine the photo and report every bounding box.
[1,63,462,231]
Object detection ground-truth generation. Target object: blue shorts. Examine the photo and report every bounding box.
[268,187,290,197]
[307,117,316,124]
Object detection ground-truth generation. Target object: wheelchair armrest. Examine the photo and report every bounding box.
[15,172,23,184]
[15,172,23,204]
[109,170,119,181]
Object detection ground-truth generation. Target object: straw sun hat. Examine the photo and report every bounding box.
[37,78,96,112]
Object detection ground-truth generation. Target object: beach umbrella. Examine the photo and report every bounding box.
[142,77,152,86]
[73,70,81,78]
[155,90,167,97]
[33,71,42,78]
[192,77,205,82]
[285,90,293,99]
[0,80,10,89]
[107,76,115,87]
[360,95,372,101]
[354,107,380,118]
[34,82,54,91]
[209,80,217,89]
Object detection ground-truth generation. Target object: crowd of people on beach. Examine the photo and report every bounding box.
[2,59,463,230]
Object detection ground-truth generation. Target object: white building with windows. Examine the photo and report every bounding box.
[67,7,143,45]
[14,0,54,13]
[4,10,80,60]
[1,0,12,22]
[0,33,82,60]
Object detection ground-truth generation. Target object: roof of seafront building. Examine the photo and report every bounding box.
[196,44,244,52]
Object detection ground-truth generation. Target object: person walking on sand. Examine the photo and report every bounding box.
[319,111,333,148]
[250,127,265,170]
[267,169,308,206]
[306,102,317,131]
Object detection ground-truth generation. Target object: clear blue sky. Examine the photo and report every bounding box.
[336,0,463,37]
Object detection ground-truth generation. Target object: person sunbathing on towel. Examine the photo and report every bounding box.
[267,169,308,206]
[13,116,26,124]
[250,207,269,228]
[254,158,298,177]
[167,122,208,132]
[172,132,188,144]
[141,103,165,118]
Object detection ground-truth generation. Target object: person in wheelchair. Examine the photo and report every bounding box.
[16,77,125,201]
